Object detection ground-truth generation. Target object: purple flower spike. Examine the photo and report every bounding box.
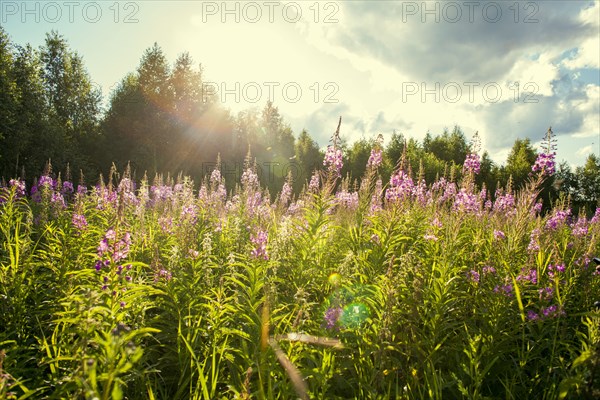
[323,307,343,329]
[367,148,382,169]
[324,146,343,177]
[250,230,269,260]
[463,153,481,175]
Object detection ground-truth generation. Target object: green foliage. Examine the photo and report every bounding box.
[0,29,101,181]
[1,156,599,399]
[423,125,469,166]
[0,28,599,399]
[294,129,322,191]
[503,138,538,189]
[1,28,598,212]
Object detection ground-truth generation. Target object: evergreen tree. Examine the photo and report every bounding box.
[476,151,497,194]
[385,130,406,168]
[102,72,143,170]
[10,44,51,178]
[503,138,537,189]
[103,43,185,176]
[575,154,600,205]
[257,101,295,193]
[167,52,217,174]
[343,138,371,185]
[136,42,173,173]
[294,129,322,191]
[0,27,16,175]
[426,126,469,165]
[39,31,101,176]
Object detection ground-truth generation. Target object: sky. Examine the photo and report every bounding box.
[1,0,599,168]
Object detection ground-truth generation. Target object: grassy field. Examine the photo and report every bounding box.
[1,151,599,399]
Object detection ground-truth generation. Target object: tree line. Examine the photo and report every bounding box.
[0,28,598,210]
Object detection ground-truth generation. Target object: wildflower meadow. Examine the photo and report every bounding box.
[1,128,599,400]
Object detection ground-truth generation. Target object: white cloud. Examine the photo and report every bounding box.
[182,0,599,170]
[7,0,596,168]
[561,1,600,70]
[505,53,560,98]
[571,84,600,138]
[576,144,593,156]
[288,1,599,167]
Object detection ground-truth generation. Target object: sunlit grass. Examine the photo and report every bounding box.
[0,147,599,399]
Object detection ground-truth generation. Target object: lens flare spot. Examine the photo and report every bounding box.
[340,302,369,328]
[328,273,342,286]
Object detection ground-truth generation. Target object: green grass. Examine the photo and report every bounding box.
[0,166,599,399]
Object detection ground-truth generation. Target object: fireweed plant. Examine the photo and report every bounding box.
[0,126,599,399]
